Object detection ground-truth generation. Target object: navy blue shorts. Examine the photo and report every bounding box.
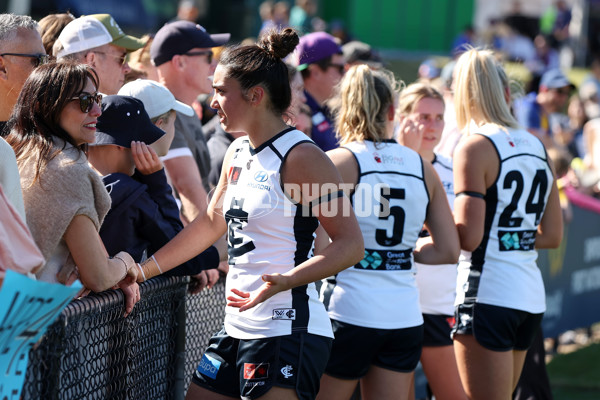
[452,302,543,351]
[422,314,455,347]
[191,327,332,400]
[325,319,423,379]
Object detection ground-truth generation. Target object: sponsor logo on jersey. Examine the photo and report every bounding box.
[243,363,269,380]
[197,353,221,379]
[358,250,382,269]
[371,153,404,166]
[272,308,296,320]
[229,166,242,185]
[354,249,412,271]
[280,365,294,379]
[244,381,266,387]
[254,171,269,182]
[499,230,536,251]
[247,158,254,169]
[247,182,271,191]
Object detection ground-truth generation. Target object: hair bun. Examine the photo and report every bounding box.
[258,27,299,60]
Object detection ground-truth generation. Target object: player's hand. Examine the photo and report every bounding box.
[226,273,291,312]
[396,116,425,151]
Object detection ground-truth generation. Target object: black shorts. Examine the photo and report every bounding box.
[452,302,543,351]
[325,319,423,379]
[422,314,455,347]
[191,327,332,400]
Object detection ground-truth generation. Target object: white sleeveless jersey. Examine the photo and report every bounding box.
[222,128,333,339]
[415,154,457,316]
[325,140,428,329]
[455,124,552,314]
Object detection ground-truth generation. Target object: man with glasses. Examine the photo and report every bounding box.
[514,68,575,149]
[0,14,47,136]
[296,31,344,151]
[0,14,44,220]
[150,21,229,290]
[54,14,144,95]
[150,21,229,220]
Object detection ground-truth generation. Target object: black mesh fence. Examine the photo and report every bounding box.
[21,275,226,400]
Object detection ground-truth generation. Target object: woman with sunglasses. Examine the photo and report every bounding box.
[315,65,459,400]
[451,48,563,399]
[134,28,364,400]
[5,61,140,317]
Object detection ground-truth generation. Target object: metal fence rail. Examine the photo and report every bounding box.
[22,276,226,400]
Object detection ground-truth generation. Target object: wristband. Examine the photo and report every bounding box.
[139,256,162,280]
[151,255,163,274]
[112,255,129,280]
[137,263,147,282]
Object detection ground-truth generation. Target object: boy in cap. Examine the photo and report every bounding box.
[87,95,219,283]
[54,14,144,94]
[295,31,344,151]
[150,21,229,225]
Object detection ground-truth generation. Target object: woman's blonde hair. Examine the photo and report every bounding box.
[331,64,399,145]
[453,48,519,134]
[397,81,444,118]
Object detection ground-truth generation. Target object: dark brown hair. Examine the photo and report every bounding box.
[219,27,299,115]
[6,61,99,183]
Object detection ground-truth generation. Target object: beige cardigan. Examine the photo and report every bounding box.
[19,139,111,283]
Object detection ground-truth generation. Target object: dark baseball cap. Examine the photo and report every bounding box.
[342,41,382,67]
[295,32,342,71]
[150,21,230,66]
[94,95,165,148]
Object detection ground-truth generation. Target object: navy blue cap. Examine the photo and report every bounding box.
[94,95,165,148]
[540,68,575,90]
[150,21,230,66]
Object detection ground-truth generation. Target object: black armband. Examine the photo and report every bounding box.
[310,189,345,208]
[455,191,485,199]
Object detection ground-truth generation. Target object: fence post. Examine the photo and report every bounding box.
[172,280,189,400]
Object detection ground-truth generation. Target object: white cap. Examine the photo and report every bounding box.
[56,16,112,59]
[118,79,194,118]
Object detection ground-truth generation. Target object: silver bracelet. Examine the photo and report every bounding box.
[113,255,129,280]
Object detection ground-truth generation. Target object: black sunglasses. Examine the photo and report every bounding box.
[327,63,345,75]
[184,50,213,64]
[0,52,50,67]
[70,92,102,113]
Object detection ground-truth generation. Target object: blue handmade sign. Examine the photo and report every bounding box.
[0,271,81,398]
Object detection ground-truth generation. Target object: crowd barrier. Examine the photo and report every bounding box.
[22,276,225,399]
[539,187,600,337]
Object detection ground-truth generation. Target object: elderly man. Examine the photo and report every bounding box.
[0,14,47,134]
[54,14,144,95]
[0,14,47,216]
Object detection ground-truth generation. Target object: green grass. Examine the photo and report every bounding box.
[548,342,600,399]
